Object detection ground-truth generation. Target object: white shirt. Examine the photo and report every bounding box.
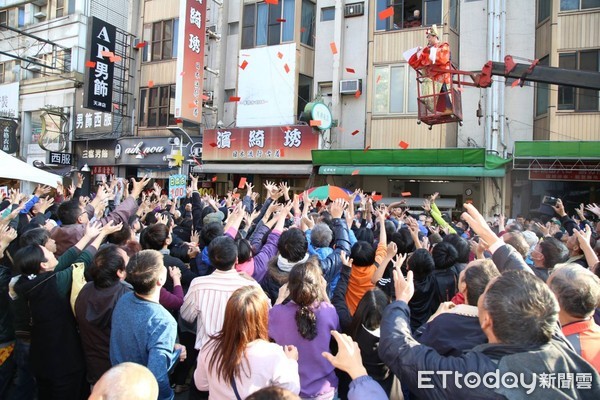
[195,339,300,399]
[180,269,261,350]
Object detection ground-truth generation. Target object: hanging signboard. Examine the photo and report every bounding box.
[169,174,187,199]
[174,0,207,123]
[84,17,117,112]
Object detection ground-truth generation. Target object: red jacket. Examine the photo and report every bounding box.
[409,42,451,84]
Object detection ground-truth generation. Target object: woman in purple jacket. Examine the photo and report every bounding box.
[269,257,340,400]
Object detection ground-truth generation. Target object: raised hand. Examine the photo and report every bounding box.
[131,175,151,199]
[322,331,368,380]
[340,250,353,267]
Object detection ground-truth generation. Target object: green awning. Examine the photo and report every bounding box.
[318,165,506,177]
[313,148,510,177]
[514,141,600,159]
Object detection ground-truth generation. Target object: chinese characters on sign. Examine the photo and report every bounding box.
[84,17,117,112]
[529,170,600,182]
[0,119,18,153]
[202,125,318,162]
[92,166,114,175]
[175,0,207,123]
[76,112,112,129]
[47,151,72,165]
[0,83,19,119]
[81,149,110,159]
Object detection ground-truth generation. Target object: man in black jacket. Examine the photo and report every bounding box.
[379,203,600,399]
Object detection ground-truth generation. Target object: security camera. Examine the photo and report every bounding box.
[204,66,219,76]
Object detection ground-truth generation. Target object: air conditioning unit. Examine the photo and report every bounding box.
[33,11,47,19]
[340,79,362,95]
[28,64,42,72]
[344,2,364,18]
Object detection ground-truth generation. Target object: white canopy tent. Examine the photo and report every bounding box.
[0,150,63,188]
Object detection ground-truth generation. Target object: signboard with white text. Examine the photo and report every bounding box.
[0,82,19,118]
[84,17,117,112]
[174,0,207,123]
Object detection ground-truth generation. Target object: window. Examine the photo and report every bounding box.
[0,63,5,84]
[139,85,177,127]
[558,50,599,111]
[18,7,25,27]
[301,0,315,47]
[148,19,179,62]
[373,64,418,114]
[242,1,296,49]
[449,0,459,30]
[0,10,7,30]
[321,6,335,21]
[228,22,239,36]
[560,0,600,11]
[535,56,549,116]
[538,0,551,22]
[56,0,65,18]
[376,0,436,32]
[298,74,313,119]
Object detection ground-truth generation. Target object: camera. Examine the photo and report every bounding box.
[542,196,558,207]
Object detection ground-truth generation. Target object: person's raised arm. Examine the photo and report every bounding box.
[573,226,599,274]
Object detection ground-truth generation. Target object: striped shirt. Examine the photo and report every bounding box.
[180,269,261,350]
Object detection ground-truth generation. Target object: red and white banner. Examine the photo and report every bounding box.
[175,0,207,123]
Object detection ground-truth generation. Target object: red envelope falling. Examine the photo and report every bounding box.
[399,141,409,149]
[209,143,218,148]
[240,60,249,70]
[109,56,122,63]
[378,6,394,20]
[284,64,290,73]
[238,177,247,189]
[351,130,360,136]
[401,192,412,197]
[180,71,186,76]
[188,102,197,108]
[175,118,183,124]
[113,103,120,110]
[101,50,114,58]
[211,176,217,182]
[352,170,360,176]
[265,0,278,4]
[135,41,147,49]
[310,120,321,127]
[148,80,154,88]
[354,90,361,98]
[85,61,96,68]
[346,68,355,74]
[202,94,209,101]
[330,42,338,55]
[511,79,521,88]
[276,18,286,23]
[300,27,306,33]
[229,96,241,102]
[363,146,371,152]
[376,75,381,84]
[280,148,285,157]
[277,52,284,59]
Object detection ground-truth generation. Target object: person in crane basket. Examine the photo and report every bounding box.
[408,24,452,114]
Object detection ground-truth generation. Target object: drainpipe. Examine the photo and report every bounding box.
[485,0,494,152]
[498,0,507,157]
[329,0,343,150]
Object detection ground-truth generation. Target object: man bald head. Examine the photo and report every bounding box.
[89,362,159,400]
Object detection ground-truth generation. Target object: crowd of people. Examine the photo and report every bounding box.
[0,174,599,400]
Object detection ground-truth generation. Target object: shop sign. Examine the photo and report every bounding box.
[174,0,207,123]
[0,82,19,118]
[82,149,110,159]
[202,125,318,162]
[0,119,18,154]
[84,17,117,112]
[308,102,333,131]
[123,141,165,157]
[92,166,115,175]
[168,174,187,199]
[47,151,72,165]
[529,169,600,182]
